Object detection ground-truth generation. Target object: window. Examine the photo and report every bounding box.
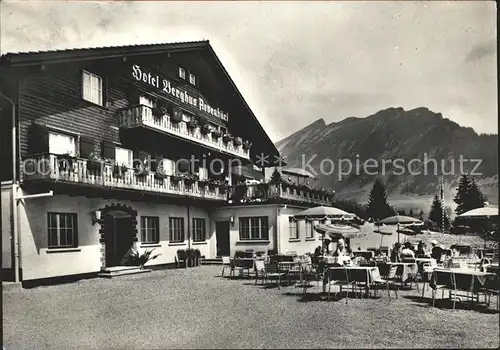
[158,158,175,176]
[189,73,196,85]
[181,112,192,123]
[82,70,103,106]
[179,67,186,79]
[169,217,185,243]
[305,220,314,239]
[49,132,76,156]
[289,217,298,240]
[47,212,78,248]
[239,216,269,240]
[115,147,133,167]
[139,95,154,118]
[192,218,206,242]
[140,216,160,244]
[198,166,208,180]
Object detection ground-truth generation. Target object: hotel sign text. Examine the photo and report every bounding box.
[132,64,229,122]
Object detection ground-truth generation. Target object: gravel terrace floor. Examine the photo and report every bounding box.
[3,265,499,349]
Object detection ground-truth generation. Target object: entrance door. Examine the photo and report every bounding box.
[215,221,230,257]
[104,213,133,266]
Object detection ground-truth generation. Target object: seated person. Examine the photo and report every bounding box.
[415,241,426,257]
[430,240,444,263]
[400,242,416,260]
[390,243,402,263]
[323,238,332,254]
[313,245,322,257]
[333,243,351,266]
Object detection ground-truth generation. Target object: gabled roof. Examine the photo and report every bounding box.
[0,40,282,164]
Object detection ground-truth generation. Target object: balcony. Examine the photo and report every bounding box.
[228,183,334,207]
[117,105,251,160]
[22,154,228,201]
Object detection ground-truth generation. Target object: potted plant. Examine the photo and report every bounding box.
[86,152,102,173]
[200,124,211,135]
[57,152,73,171]
[233,137,243,146]
[122,247,160,269]
[243,140,252,150]
[184,172,199,185]
[187,118,199,130]
[171,108,183,123]
[211,129,222,139]
[152,100,168,119]
[222,133,233,144]
[113,163,129,177]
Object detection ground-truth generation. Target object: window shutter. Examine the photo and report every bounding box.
[28,123,49,154]
[126,84,139,106]
[101,141,115,160]
[80,136,95,158]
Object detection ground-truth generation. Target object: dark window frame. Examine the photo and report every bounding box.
[192,218,206,242]
[47,212,78,249]
[239,216,269,241]
[140,216,160,244]
[169,217,185,243]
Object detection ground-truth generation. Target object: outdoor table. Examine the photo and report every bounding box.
[415,258,437,269]
[231,258,255,271]
[430,268,497,296]
[377,262,418,284]
[322,266,381,293]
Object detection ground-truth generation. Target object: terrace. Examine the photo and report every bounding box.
[21,153,228,201]
[3,265,498,349]
[117,104,251,160]
[228,182,335,206]
[21,154,333,206]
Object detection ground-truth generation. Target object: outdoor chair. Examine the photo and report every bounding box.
[326,267,355,304]
[419,263,434,298]
[221,256,231,277]
[185,249,196,267]
[230,257,253,279]
[254,261,287,289]
[432,269,457,310]
[175,249,189,268]
[481,274,500,311]
[193,249,204,266]
[300,263,325,298]
[372,265,399,300]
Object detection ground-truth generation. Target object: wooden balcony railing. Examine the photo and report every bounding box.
[228,183,334,206]
[22,154,228,201]
[117,105,250,160]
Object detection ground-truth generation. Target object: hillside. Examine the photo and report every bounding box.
[275,107,498,212]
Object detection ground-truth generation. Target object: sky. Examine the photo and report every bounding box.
[0,1,497,142]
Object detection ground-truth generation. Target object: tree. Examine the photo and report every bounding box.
[428,194,450,231]
[418,209,425,221]
[454,175,487,215]
[409,209,414,217]
[366,179,394,220]
[269,168,283,183]
[397,209,406,215]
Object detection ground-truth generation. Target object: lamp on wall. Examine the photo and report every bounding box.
[92,210,102,225]
[230,216,235,226]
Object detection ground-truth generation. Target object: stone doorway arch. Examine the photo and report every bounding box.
[98,203,138,269]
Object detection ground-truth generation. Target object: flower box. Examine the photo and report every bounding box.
[201,124,211,135]
[154,170,167,179]
[171,108,183,123]
[187,120,199,130]
[113,164,128,177]
[87,159,102,173]
[222,134,233,144]
[243,140,252,150]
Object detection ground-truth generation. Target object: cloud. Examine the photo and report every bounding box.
[465,40,497,63]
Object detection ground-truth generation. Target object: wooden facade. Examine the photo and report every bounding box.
[0,41,334,283]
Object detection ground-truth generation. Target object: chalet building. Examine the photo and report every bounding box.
[0,41,334,283]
